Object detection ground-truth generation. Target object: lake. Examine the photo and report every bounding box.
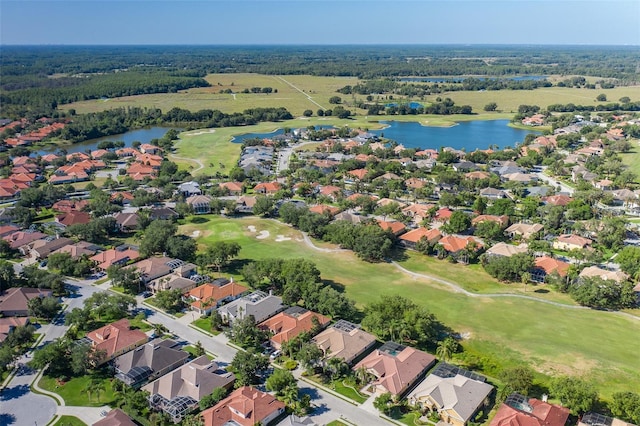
[230,120,537,151]
[230,125,335,143]
[370,120,537,150]
[36,127,173,156]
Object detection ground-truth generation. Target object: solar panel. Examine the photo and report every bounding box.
[431,362,486,382]
[379,341,407,356]
[333,320,359,333]
[582,413,613,426]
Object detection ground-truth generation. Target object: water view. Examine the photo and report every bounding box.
[36,127,173,156]
[370,120,538,150]
[230,120,537,151]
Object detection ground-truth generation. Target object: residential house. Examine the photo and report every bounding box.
[254,182,282,195]
[480,188,508,200]
[0,287,52,316]
[126,256,177,284]
[377,219,407,236]
[399,227,442,250]
[438,235,484,262]
[280,415,318,426]
[402,204,436,224]
[434,208,453,222]
[93,409,137,426]
[184,279,249,315]
[114,339,189,388]
[309,204,341,216]
[114,212,140,232]
[312,320,377,365]
[505,223,544,240]
[332,210,369,225]
[318,185,343,201]
[186,194,213,214]
[553,234,592,251]
[579,266,628,284]
[149,207,179,221]
[408,363,494,426]
[51,241,100,259]
[471,215,509,228]
[55,211,91,227]
[465,171,490,180]
[178,181,202,197]
[111,191,135,206]
[0,317,29,344]
[91,246,140,271]
[4,231,47,252]
[491,393,570,426]
[522,114,546,126]
[543,194,573,207]
[236,196,257,214]
[201,386,286,426]
[144,356,235,423]
[219,181,244,195]
[28,237,74,259]
[531,256,570,283]
[0,224,19,238]
[348,168,369,180]
[147,262,198,293]
[52,199,89,213]
[502,173,536,184]
[484,242,529,258]
[86,318,149,365]
[139,143,161,155]
[452,161,478,172]
[259,306,331,350]
[353,341,436,397]
[217,290,285,325]
[405,177,428,189]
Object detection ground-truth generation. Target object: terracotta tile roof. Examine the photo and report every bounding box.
[318,185,343,197]
[309,204,340,216]
[543,195,573,206]
[312,320,377,365]
[491,397,570,426]
[405,177,427,189]
[52,199,89,213]
[435,208,453,221]
[86,319,148,361]
[93,409,137,426]
[0,317,30,343]
[439,235,483,253]
[354,343,436,396]
[377,220,407,235]
[219,182,243,193]
[399,227,442,244]
[348,169,368,180]
[259,308,330,347]
[254,182,282,194]
[555,234,592,248]
[186,282,249,310]
[534,256,570,277]
[90,247,140,270]
[3,231,47,249]
[201,386,286,426]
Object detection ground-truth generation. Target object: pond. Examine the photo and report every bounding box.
[35,127,173,156]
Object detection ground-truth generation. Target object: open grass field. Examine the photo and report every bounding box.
[178,215,640,399]
[620,140,640,178]
[62,72,640,121]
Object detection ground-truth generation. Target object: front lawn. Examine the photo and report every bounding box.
[191,317,221,335]
[183,344,214,360]
[38,374,116,407]
[332,380,368,404]
[53,416,87,426]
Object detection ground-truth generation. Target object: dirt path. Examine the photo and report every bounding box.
[297,230,640,321]
[169,153,204,173]
[276,76,326,110]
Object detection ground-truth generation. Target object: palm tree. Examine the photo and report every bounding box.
[355,365,372,386]
[436,337,458,362]
[152,323,168,338]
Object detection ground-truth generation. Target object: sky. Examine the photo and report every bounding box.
[1,0,639,45]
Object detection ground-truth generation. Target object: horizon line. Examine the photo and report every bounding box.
[2,43,639,47]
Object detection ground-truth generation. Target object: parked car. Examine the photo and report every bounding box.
[270,350,282,360]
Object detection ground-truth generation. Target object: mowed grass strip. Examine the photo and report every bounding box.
[179,215,640,398]
[38,375,116,407]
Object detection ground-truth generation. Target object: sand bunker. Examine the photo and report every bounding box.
[256,230,270,239]
[185,129,216,136]
[191,230,201,238]
[275,235,291,242]
[247,225,257,233]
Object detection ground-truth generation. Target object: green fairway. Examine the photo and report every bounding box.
[179,215,640,398]
[620,140,640,179]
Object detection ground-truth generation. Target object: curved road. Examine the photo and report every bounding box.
[169,153,204,173]
[298,229,640,322]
